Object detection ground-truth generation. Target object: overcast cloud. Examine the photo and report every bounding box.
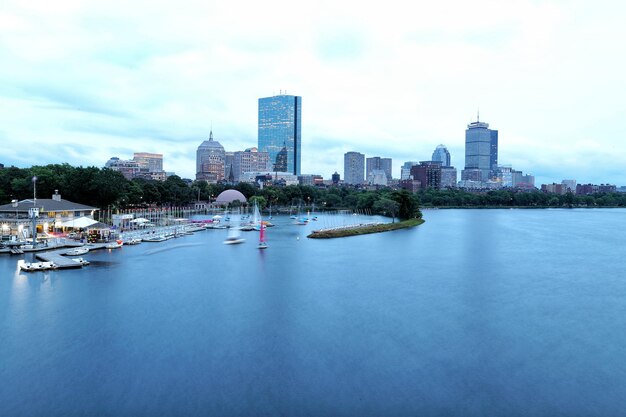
[1,0,625,185]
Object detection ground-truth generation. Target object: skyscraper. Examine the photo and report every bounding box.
[431,145,451,167]
[196,131,225,183]
[258,94,302,175]
[462,117,498,181]
[366,157,392,181]
[401,161,419,180]
[344,152,365,185]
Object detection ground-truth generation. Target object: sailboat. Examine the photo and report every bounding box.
[224,225,245,245]
[223,210,245,244]
[258,219,268,249]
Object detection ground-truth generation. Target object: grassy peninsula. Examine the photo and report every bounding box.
[308,218,424,239]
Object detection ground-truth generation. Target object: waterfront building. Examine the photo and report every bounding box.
[366,157,392,181]
[462,117,498,182]
[401,161,419,180]
[196,131,225,183]
[410,161,442,190]
[0,190,98,238]
[562,179,576,193]
[344,152,365,185]
[258,94,302,175]
[432,145,451,167]
[232,148,271,182]
[542,183,568,194]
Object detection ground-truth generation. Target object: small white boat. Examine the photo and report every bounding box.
[105,241,123,249]
[65,247,89,256]
[142,235,167,242]
[124,238,142,245]
[71,257,90,266]
[223,227,245,245]
[20,261,56,272]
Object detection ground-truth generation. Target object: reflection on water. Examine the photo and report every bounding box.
[1,210,626,416]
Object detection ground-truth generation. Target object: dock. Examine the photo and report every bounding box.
[35,251,83,269]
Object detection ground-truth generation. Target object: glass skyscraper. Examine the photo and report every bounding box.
[463,119,498,181]
[431,145,451,167]
[258,94,302,175]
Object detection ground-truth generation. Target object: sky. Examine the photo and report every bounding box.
[1,0,625,186]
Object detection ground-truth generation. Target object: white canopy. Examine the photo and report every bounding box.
[130,217,150,223]
[59,216,98,229]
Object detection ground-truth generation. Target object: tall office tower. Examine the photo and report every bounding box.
[431,145,451,167]
[258,94,302,175]
[462,116,498,181]
[344,152,365,185]
[401,161,419,180]
[366,157,392,181]
[196,131,225,183]
[133,153,163,172]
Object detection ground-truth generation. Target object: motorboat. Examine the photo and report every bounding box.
[124,238,142,245]
[71,257,90,266]
[64,247,89,256]
[105,240,123,249]
[20,261,56,272]
[142,235,167,242]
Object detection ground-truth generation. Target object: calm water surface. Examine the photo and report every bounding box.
[1,209,626,416]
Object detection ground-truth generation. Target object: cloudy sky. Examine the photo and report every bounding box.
[1,0,625,185]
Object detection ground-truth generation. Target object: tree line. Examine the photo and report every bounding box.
[0,164,421,220]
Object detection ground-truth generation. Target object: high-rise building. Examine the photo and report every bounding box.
[410,161,442,190]
[440,167,458,188]
[344,152,365,185]
[366,157,392,181]
[401,161,419,180]
[133,153,163,172]
[432,145,451,167]
[224,152,234,181]
[462,117,498,181]
[196,131,225,183]
[258,94,302,175]
[232,147,271,182]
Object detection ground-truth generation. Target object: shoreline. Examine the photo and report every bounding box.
[307,218,424,239]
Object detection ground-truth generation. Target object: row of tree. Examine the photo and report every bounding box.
[0,164,421,220]
[416,188,626,208]
[2,164,625,218]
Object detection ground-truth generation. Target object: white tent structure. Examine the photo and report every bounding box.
[57,216,99,229]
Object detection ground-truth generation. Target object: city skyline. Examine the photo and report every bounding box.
[1,1,625,185]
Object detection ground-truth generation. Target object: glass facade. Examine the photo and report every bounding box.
[464,121,498,181]
[258,95,302,175]
[431,145,451,167]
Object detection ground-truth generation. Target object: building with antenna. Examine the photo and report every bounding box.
[258,94,302,175]
[462,114,498,182]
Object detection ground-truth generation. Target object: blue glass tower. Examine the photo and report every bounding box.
[258,95,302,175]
[464,118,498,181]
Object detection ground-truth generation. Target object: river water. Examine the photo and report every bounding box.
[1,209,625,416]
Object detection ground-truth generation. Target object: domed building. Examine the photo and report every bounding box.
[196,131,225,183]
[215,189,247,206]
